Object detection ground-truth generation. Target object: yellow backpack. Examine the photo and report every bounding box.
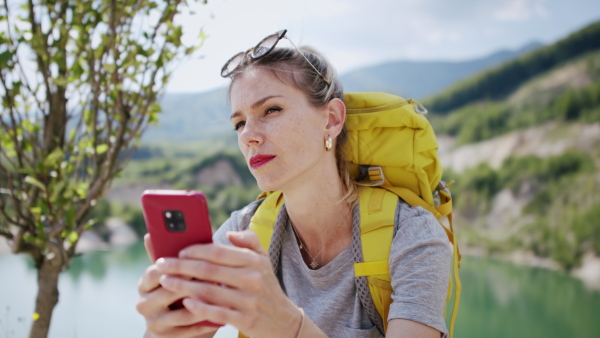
[247,92,461,337]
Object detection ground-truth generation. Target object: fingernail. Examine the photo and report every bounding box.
[159,275,172,287]
[182,298,197,309]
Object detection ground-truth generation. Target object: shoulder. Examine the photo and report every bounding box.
[388,200,452,336]
[394,201,450,247]
[212,199,264,245]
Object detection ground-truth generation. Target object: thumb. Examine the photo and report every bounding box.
[143,233,156,263]
[227,230,267,255]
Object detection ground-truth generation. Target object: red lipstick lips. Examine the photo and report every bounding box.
[249,154,276,169]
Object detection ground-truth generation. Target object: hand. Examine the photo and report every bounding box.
[156,230,303,338]
[136,234,220,338]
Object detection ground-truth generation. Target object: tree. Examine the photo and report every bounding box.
[0,1,206,337]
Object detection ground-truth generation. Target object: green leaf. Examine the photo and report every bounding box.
[66,206,75,228]
[96,144,109,154]
[75,183,89,198]
[23,235,37,244]
[67,231,79,245]
[25,176,46,190]
[0,51,14,66]
[44,148,64,168]
[53,76,68,86]
[51,180,67,202]
[149,102,161,114]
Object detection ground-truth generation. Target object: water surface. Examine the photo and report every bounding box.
[0,242,598,337]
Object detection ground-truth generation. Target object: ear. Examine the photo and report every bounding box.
[324,98,346,138]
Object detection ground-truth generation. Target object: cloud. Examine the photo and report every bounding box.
[494,0,550,21]
[166,0,599,93]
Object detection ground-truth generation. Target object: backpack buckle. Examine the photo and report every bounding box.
[367,166,385,186]
[433,180,454,206]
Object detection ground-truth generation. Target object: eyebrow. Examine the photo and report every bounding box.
[230,95,284,120]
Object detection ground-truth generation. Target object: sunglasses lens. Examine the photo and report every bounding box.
[221,52,245,77]
[251,34,279,59]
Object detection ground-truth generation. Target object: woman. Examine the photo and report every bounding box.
[136,29,451,338]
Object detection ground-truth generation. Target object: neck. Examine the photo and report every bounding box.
[281,160,353,258]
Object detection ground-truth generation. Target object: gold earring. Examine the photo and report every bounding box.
[325,136,333,152]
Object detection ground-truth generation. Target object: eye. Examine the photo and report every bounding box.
[265,106,282,115]
[233,120,245,131]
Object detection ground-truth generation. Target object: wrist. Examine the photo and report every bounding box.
[294,308,305,338]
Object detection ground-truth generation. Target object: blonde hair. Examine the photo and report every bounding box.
[227,46,360,207]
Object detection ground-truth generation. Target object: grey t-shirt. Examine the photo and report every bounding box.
[213,199,451,337]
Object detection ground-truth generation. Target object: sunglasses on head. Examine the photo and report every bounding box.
[220,29,330,87]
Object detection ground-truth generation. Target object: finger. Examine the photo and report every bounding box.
[182,298,243,327]
[146,307,202,330]
[147,309,220,338]
[179,243,261,268]
[227,230,267,255]
[144,233,156,263]
[157,257,267,290]
[159,274,250,310]
[138,264,162,294]
[137,283,183,313]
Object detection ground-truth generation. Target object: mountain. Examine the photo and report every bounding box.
[340,42,542,99]
[426,20,600,113]
[121,20,600,274]
[142,87,231,143]
[143,42,541,143]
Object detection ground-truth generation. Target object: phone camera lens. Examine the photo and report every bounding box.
[164,210,186,232]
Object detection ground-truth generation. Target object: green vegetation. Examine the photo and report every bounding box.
[433,50,600,146]
[426,20,600,113]
[103,20,600,277]
[448,150,599,270]
[109,143,260,233]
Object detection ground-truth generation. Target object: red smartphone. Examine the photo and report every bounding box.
[141,189,222,328]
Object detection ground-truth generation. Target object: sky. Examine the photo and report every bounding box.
[166,0,600,93]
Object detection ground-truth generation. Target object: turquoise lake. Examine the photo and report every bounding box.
[1,241,599,337]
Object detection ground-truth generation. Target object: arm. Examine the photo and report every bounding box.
[387,319,440,338]
[135,204,252,338]
[157,230,327,338]
[136,234,220,338]
[386,204,452,337]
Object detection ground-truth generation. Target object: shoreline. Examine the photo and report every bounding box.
[2,235,598,290]
[460,245,600,290]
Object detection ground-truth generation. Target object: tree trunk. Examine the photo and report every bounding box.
[29,255,63,338]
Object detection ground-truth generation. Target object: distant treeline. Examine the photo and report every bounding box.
[447,151,599,270]
[97,149,260,237]
[427,20,600,113]
[435,77,600,146]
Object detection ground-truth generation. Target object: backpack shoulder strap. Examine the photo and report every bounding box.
[353,187,398,334]
[248,191,284,253]
[240,192,285,338]
[247,188,398,335]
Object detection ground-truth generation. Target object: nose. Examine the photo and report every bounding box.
[238,118,264,147]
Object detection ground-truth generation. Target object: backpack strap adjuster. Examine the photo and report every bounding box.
[367,166,385,186]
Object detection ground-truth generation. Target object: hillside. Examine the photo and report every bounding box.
[102,20,600,278]
[432,48,600,146]
[142,42,539,143]
[426,20,600,113]
[430,21,600,274]
[341,42,541,99]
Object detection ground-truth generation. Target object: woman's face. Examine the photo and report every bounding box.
[229,67,330,192]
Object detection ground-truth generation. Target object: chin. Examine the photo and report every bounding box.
[255,176,283,192]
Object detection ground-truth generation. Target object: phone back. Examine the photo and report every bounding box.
[141,189,213,259]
